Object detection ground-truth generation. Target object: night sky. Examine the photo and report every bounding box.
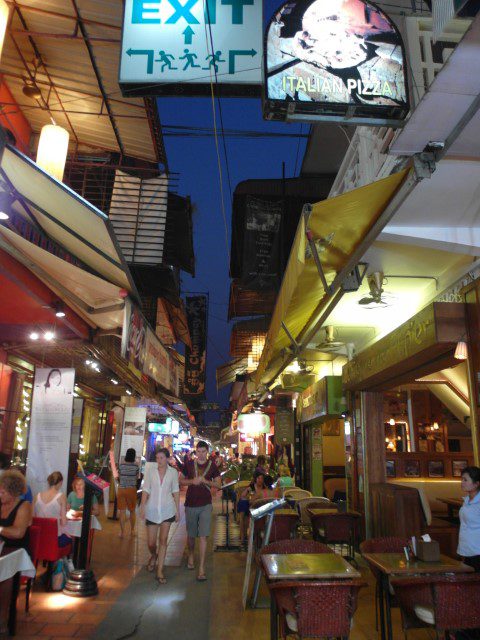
[157,95,307,413]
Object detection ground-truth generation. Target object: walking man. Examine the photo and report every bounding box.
[180,440,221,581]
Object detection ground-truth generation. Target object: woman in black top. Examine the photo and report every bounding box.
[0,469,32,550]
[0,470,33,633]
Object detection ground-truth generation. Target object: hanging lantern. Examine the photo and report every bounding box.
[36,124,69,181]
[0,0,9,62]
[454,341,468,361]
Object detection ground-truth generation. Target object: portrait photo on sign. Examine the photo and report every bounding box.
[265,0,407,109]
[123,421,145,436]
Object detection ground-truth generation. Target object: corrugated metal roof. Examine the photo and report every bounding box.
[1,0,166,164]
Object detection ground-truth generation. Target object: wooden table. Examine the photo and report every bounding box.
[362,552,473,640]
[261,553,360,639]
[438,497,463,520]
[0,548,36,636]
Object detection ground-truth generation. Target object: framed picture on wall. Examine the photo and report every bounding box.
[386,460,396,478]
[428,460,445,478]
[404,460,420,478]
[322,419,341,436]
[452,460,468,477]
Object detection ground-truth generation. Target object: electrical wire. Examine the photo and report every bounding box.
[201,0,231,267]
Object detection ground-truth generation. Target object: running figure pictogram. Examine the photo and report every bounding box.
[202,51,225,72]
[155,50,178,72]
[179,49,200,70]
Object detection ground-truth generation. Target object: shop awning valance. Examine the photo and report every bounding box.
[0,145,138,297]
[216,358,248,390]
[0,225,125,331]
[254,168,412,387]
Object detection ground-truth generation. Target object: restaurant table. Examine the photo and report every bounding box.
[0,548,36,636]
[362,552,474,640]
[261,553,360,640]
[438,497,463,520]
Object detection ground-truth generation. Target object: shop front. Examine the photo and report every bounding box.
[297,376,346,496]
[342,301,476,551]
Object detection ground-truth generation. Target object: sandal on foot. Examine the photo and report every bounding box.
[187,560,195,570]
[146,556,156,572]
[196,574,207,582]
[156,575,167,584]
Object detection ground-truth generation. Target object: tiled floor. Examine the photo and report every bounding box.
[10,499,440,639]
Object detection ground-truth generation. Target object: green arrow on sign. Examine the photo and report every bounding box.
[183,26,195,45]
[127,48,155,75]
[228,49,256,74]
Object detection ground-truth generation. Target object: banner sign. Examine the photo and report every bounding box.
[122,299,181,396]
[184,296,207,397]
[242,197,282,291]
[26,368,75,495]
[120,406,147,465]
[264,0,409,125]
[119,0,263,96]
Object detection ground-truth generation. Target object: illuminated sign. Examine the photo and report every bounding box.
[238,412,270,435]
[148,417,180,435]
[119,0,262,97]
[264,0,409,125]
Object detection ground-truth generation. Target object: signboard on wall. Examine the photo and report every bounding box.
[264,0,409,125]
[242,197,283,291]
[275,408,294,443]
[26,368,75,495]
[119,0,263,96]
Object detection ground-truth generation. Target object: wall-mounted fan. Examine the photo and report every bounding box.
[358,272,396,308]
[315,325,345,352]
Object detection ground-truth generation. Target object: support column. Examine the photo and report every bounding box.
[465,288,480,465]
[361,391,386,538]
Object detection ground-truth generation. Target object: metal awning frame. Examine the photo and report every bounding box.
[260,153,435,390]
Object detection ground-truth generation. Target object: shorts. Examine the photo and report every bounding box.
[117,487,137,511]
[185,504,213,538]
[58,534,71,548]
[237,499,250,514]
[146,515,175,526]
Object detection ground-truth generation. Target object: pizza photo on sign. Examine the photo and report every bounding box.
[265,0,408,112]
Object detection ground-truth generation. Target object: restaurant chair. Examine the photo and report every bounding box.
[296,497,332,538]
[32,517,72,589]
[252,509,299,549]
[283,488,312,501]
[359,536,408,631]
[391,574,480,639]
[310,512,358,561]
[268,579,366,639]
[24,524,40,612]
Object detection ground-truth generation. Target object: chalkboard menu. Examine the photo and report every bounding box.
[275,408,294,444]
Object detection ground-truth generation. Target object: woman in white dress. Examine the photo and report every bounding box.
[34,471,71,547]
[139,448,180,584]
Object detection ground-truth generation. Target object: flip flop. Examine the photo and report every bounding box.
[146,556,157,572]
[156,576,167,584]
[196,574,207,582]
[187,560,195,570]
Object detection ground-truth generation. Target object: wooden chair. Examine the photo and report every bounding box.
[391,574,480,638]
[268,579,366,639]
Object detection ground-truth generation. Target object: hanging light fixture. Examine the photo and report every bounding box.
[36,124,69,181]
[0,0,9,62]
[389,417,396,426]
[454,341,468,360]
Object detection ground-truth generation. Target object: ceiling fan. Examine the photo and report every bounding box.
[358,272,396,308]
[315,325,345,352]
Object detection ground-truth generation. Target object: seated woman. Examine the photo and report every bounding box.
[34,471,71,547]
[276,464,295,488]
[67,476,100,518]
[237,471,279,542]
[0,470,33,634]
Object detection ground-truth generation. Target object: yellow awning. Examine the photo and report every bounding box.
[216,358,248,390]
[255,169,411,386]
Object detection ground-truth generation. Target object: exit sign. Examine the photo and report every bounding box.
[119,0,262,96]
